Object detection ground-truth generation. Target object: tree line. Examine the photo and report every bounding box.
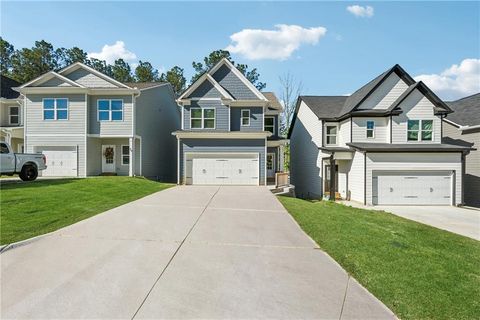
[0,38,265,96]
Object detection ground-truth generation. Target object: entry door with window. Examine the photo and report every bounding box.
[102,145,116,173]
[267,153,275,178]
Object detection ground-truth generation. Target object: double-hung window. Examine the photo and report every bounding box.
[264,117,275,134]
[241,109,250,126]
[366,120,375,138]
[121,145,129,165]
[325,125,338,145]
[98,99,123,121]
[9,106,19,125]
[190,108,215,129]
[43,98,68,120]
[407,119,433,141]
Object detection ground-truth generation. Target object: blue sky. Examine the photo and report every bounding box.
[1,1,479,100]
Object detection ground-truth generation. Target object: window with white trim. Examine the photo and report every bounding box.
[43,98,68,120]
[325,125,338,145]
[241,109,250,126]
[407,119,433,141]
[98,99,123,121]
[190,108,215,129]
[366,120,375,138]
[264,117,275,134]
[9,106,19,125]
[121,145,129,165]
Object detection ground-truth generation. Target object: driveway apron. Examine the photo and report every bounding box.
[1,186,395,319]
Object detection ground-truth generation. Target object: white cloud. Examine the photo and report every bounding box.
[347,5,374,18]
[414,58,480,100]
[88,41,137,64]
[225,24,327,61]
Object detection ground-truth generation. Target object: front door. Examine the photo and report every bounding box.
[324,164,338,193]
[102,145,116,173]
[267,153,275,178]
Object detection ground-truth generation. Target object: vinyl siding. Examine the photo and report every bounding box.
[179,138,266,185]
[348,151,365,203]
[25,94,86,135]
[443,122,480,207]
[186,81,221,98]
[26,135,86,177]
[211,64,259,100]
[337,160,350,199]
[64,68,117,88]
[365,152,462,205]
[338,118,351,146]
[289,102,323,199]
[38,77,73,87]
[135,85,180,181]
[358,73,409,110]
[352,117,389,143]
[88,95,133,136]
[230,107,263,132]
[391,89,441,143]
[86,136,101,175]
[183,100,229,131]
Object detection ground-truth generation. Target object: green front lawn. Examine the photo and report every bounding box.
[0,177,173,245]
[279,197,480,320]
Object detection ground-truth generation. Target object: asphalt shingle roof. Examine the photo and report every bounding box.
[1,75,21,99]
[446,93,480,127]
[123,82,168,90]
[347,142,472,152]
[299,96,348,119]
[262,92,283,111]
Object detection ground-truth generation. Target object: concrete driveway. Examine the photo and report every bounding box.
[1,186,394,319]
[375,205,480,240]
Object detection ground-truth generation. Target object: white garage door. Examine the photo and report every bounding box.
[38,147,77,177]
[187,153,259,185]
[373,171,452,205]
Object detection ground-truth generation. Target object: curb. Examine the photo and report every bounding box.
[0,231,56,254]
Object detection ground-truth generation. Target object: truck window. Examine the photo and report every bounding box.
[1,143,9,154]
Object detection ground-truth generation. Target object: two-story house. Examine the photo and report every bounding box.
[1,75,24,152]
[175,58,286,185]
[14,62,180,180]
[289,64,471,206]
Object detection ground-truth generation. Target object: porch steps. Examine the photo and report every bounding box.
[270,184,295,197]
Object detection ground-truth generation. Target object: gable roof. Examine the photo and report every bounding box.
[178,58,267,102]
[1,75,21,99]
[263,92,283,111]
[19,71,85,88]
[59,62,131,89]
[341,64,416,115]
[445,93,480,127]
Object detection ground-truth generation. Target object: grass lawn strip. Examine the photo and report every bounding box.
[278,196,480,320]
[0,177,173,245]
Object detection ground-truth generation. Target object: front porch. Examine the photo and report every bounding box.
[1,126,24,152]
[266,139,288,187]
[87,136,141,177]
[320,148,354,201]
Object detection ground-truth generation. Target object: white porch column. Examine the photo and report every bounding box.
[129,137,135,177]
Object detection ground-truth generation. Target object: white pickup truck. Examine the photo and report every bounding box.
[0,142,47,181]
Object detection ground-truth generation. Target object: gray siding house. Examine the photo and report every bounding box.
[443,93,480,207]
[15,63,180,181]
[175,58,286,185]
[289,64,472,206]
[1,75,24,152]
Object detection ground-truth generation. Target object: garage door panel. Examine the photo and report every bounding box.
[38,147,77,177]
[373,171,452,205]
[188,154,259,185]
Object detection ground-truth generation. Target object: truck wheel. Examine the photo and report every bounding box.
[20,165,38,181]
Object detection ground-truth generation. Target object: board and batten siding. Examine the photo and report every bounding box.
[183,100,229,131]
[179,138,266,185]
[64,68,117,88]
[352,117,389,143]
[391,89,441,143]
[88,95,133,136]
[135,85,180,181]
[365,152,463,205]
[443,122,480,207]
[211,64,259,100]
[348,151,365,203]
[25,94,86,135]
[26,135,86,177]
[289,102,323,199]
[230,107,263,132]
[358,73,409,110]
